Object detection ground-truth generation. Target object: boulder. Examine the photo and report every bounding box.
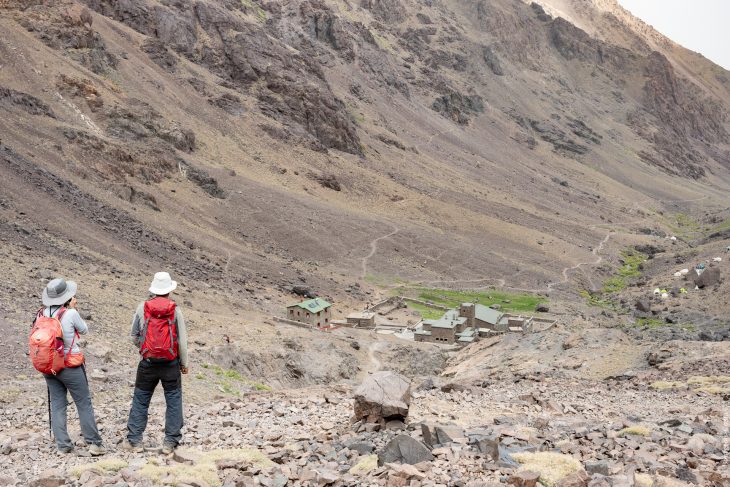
[509,471,541,487]
[378,435,434,466]
[536,303,550,312]
[29,470,66,487]
[694,267,720,288]
[556,470,590,487]
[635,299,651,312]
[353,371,411,424]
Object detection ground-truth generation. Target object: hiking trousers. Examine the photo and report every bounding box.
[127,359,183,446]
[44,365,103,450]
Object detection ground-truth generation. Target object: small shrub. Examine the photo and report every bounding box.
[511,451,582,487]
[71,458,128,478]
[619,425,651,437]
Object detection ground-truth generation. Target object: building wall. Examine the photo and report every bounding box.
[459,304,475,328]
[346,316,375,328]
[287,307,332,327]
[431,327,455,344]
[414,333,430,343]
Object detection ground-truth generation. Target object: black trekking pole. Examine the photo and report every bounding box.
[47,384,52,440]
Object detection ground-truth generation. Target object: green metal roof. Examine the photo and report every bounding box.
[423,309,466,329]
[288,298,332,313]
[473,304,504,325]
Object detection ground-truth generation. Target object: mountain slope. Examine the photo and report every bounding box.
[0,0,728,309]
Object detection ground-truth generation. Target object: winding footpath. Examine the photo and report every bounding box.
[360,224,399,279]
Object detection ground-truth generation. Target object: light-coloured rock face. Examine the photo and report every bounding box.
[353,371,411,424]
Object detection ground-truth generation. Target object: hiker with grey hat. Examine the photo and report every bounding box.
[122,272,188,454]
[36,278,106,455]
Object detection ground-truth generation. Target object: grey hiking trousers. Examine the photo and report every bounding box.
[44,365,102,450]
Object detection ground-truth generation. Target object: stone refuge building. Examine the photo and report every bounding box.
[286,298,332,328]
[346,311,376,328]
[415,303,533,344]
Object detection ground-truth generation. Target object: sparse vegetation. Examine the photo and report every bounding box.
[396,287,545,318]
[140,448,273,487]
[511,451,582,487]
[650,381,684,391]
[71,458,128,478]
[579,290,619,310]
[241,0,267,21]
[619,425,651,437]
[371,31,394,52]
[650,376,730,394]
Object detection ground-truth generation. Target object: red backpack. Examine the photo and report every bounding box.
[141,297,178,361]
[29,308,67,375]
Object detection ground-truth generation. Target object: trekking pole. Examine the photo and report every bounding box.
[47,385,52,440]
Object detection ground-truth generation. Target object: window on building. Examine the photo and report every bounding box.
[317,322,321,327]
[325,318,329,323]
[317,311,321,316]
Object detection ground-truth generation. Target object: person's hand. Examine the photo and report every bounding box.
[68,297,77,309]
[181,366,189,375]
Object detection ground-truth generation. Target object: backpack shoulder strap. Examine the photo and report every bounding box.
[32,307,44,326]
[56,307,68,321]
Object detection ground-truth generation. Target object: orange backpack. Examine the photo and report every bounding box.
[29,308,67,375]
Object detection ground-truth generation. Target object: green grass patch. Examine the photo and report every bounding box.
[704,217,730,237]
[397,287,545,316]
[579,290,619,310]
[617,250,647,278]
[371,31,394,52]
[637,318,666,328]
[404,300,445,320]
[602,276,626,293]
[241,0,266,21]
[210,365,272,392]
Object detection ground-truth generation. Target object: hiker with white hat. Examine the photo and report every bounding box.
[33,278,106,455]
[122,272,188,454]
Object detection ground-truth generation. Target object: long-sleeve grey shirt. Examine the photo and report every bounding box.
[43,306,87,354]
[130,302,188,367]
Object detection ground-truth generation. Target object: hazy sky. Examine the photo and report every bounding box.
[618,0,730,70]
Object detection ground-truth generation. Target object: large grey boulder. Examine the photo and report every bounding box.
[694,267,721,288]
[378,435,434,466]
[353,371,411,424]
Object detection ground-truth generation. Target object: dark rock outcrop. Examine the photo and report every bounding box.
[432,91,484,125]
[82,0,362,154]
[0,87,55,117]
[483,46,504,75]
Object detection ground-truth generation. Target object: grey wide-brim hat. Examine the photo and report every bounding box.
[42,278,78,306]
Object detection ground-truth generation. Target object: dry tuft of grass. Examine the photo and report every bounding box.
[349,454,378,476]
[650,376,730,395]
[139,448,274,487]
[511,451,583,487]
[619,425,651,437]
[649,381,683,391]
[70,458,128,478]
[634,472,654,487]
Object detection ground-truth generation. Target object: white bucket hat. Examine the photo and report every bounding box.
[42,278,78,306]
[149,272,177,295]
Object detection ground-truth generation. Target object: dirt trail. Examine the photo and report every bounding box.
[360,224,399,279]
[366,341,383,373]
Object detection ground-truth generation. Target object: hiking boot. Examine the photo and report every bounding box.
[161,443,177,455]
[120,439,144,453]
[89,444,106,456]
[57,446,74,454]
